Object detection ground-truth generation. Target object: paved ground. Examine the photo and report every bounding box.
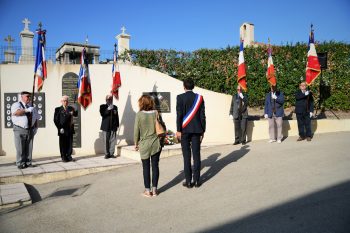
[0,132,350,233]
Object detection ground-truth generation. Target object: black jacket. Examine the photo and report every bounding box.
[54,106,78,136]
[295,90,314,114]
[229,93,248,119]
[100,104,119,132]
[176,91,206,134]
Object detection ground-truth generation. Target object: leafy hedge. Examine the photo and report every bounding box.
[120,42,350,110]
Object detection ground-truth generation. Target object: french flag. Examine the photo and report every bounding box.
[237,40,247,91]
[77,48,92,110]
[266,44,276,86]
[34,30,47,92]
[305,28,321,85]
[111,48,121,100]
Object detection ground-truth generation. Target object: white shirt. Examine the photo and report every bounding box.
[11,101,39,128]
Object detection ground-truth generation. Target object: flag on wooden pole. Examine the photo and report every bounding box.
[111,43,121,99]
[237,39,247,91]
[34,25,47,92]
[305,24,321,86]
[77,48,92,110]
[266,39,276,86]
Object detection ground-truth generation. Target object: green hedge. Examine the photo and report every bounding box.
[120,42,350,110]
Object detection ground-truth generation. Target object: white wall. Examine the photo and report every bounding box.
[1,64,349,159]
[0,63,234,158]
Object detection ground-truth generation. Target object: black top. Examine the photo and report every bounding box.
[54,105,78,136]
[295,90,314,114]
[99,104,119,132]
[176,91,206,134]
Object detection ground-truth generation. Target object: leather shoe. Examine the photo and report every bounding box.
[17,164,26,169]
[109,155,116,158]
[182,182,193,188]
[241,141,247,145]
[306,137,311,141]
[297,137,305,141]
[194,181,201,188]
[233,141,240,145]
[104,155,110,159]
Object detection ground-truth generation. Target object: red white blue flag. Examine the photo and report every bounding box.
[111,48,121,100]
[77,48,92,110]
[266,43,277,86]
[182,94,203,129]
[305,27,321,85]
[34,29,47,92]
[237,40,247,91]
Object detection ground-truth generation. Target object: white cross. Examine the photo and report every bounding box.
[121,26,126,34]
[22,18,31,30]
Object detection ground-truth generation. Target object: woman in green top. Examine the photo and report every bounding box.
[134,95,162,197]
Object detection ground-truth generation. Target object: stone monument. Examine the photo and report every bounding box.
[116,26,131,58]
[240,22,254,47]
[19,18,35,64]
[4,35,16,63]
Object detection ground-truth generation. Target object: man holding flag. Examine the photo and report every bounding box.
[264,41,285,143]
[229,39,248,145]
[295,25,318,142]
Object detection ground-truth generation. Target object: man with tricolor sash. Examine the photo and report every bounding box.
[176,78,206,188]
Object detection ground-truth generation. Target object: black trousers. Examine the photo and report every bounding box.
[296,112,312,138]
[181,133,201,183]
[59,133,73,160]
[141,151,161,189]
[234,117,247,143]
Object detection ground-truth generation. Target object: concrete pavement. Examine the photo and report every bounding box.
[0,132,350,233]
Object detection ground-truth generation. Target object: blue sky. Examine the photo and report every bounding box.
[0,0,349,52]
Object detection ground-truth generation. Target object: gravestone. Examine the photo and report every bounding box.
[62,72,81,148]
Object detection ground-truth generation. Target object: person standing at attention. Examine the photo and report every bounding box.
[176,78,206,188]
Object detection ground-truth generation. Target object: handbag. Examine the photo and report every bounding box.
[155,111,166,137]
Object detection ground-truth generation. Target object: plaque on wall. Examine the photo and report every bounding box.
[143,92,171,113]
[62,72,81,148]
[4,92,46,128]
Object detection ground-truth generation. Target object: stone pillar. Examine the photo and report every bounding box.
[116,26,131,57]
[240,23,254,48]
[19,18,35,64]
[64,52,70,64]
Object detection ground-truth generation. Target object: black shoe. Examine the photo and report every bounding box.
[241,141,247,145]
[233,141,240,145]
[104,154,110,159]
[67,156,75,162]
[182,182,193,188]
[194,181,201,188]
[26,164,36,168]
[17,164,26,169]
[109,155,116,158]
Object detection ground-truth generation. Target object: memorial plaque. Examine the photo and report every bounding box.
[143,92,171,113]
[4,92,46,128]
[62,72,81,148]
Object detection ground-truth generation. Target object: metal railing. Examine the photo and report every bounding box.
[0,46,114,64]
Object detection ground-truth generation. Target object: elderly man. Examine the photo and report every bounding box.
[99,94,119,159]
[11,91,39,169]
[229,85,248,145]
[295,82,314,141]
[54,96,78,162]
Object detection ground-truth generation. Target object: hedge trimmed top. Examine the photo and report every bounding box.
[119,42,350,110]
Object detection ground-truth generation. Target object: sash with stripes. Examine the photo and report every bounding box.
[182,94,203,128]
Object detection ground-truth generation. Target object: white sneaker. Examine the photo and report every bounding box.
[277,140,282,143]
[268,139,276,143]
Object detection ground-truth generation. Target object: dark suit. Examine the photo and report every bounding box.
[54,105,78,161]
[100,104,119,156]
[176,91,206,184]
[229,93,248,143]
[295,90,314,138]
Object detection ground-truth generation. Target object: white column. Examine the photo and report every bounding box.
[116,26,131,58]
[19,18,35,64]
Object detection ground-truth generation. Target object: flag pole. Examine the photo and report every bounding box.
[110,43,117,128]
[31,22,43,106]
[306,23,313,113]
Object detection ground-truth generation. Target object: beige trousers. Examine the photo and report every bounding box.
[268,116,283,141]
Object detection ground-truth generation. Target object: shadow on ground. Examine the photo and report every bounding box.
[197,180,350,233]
